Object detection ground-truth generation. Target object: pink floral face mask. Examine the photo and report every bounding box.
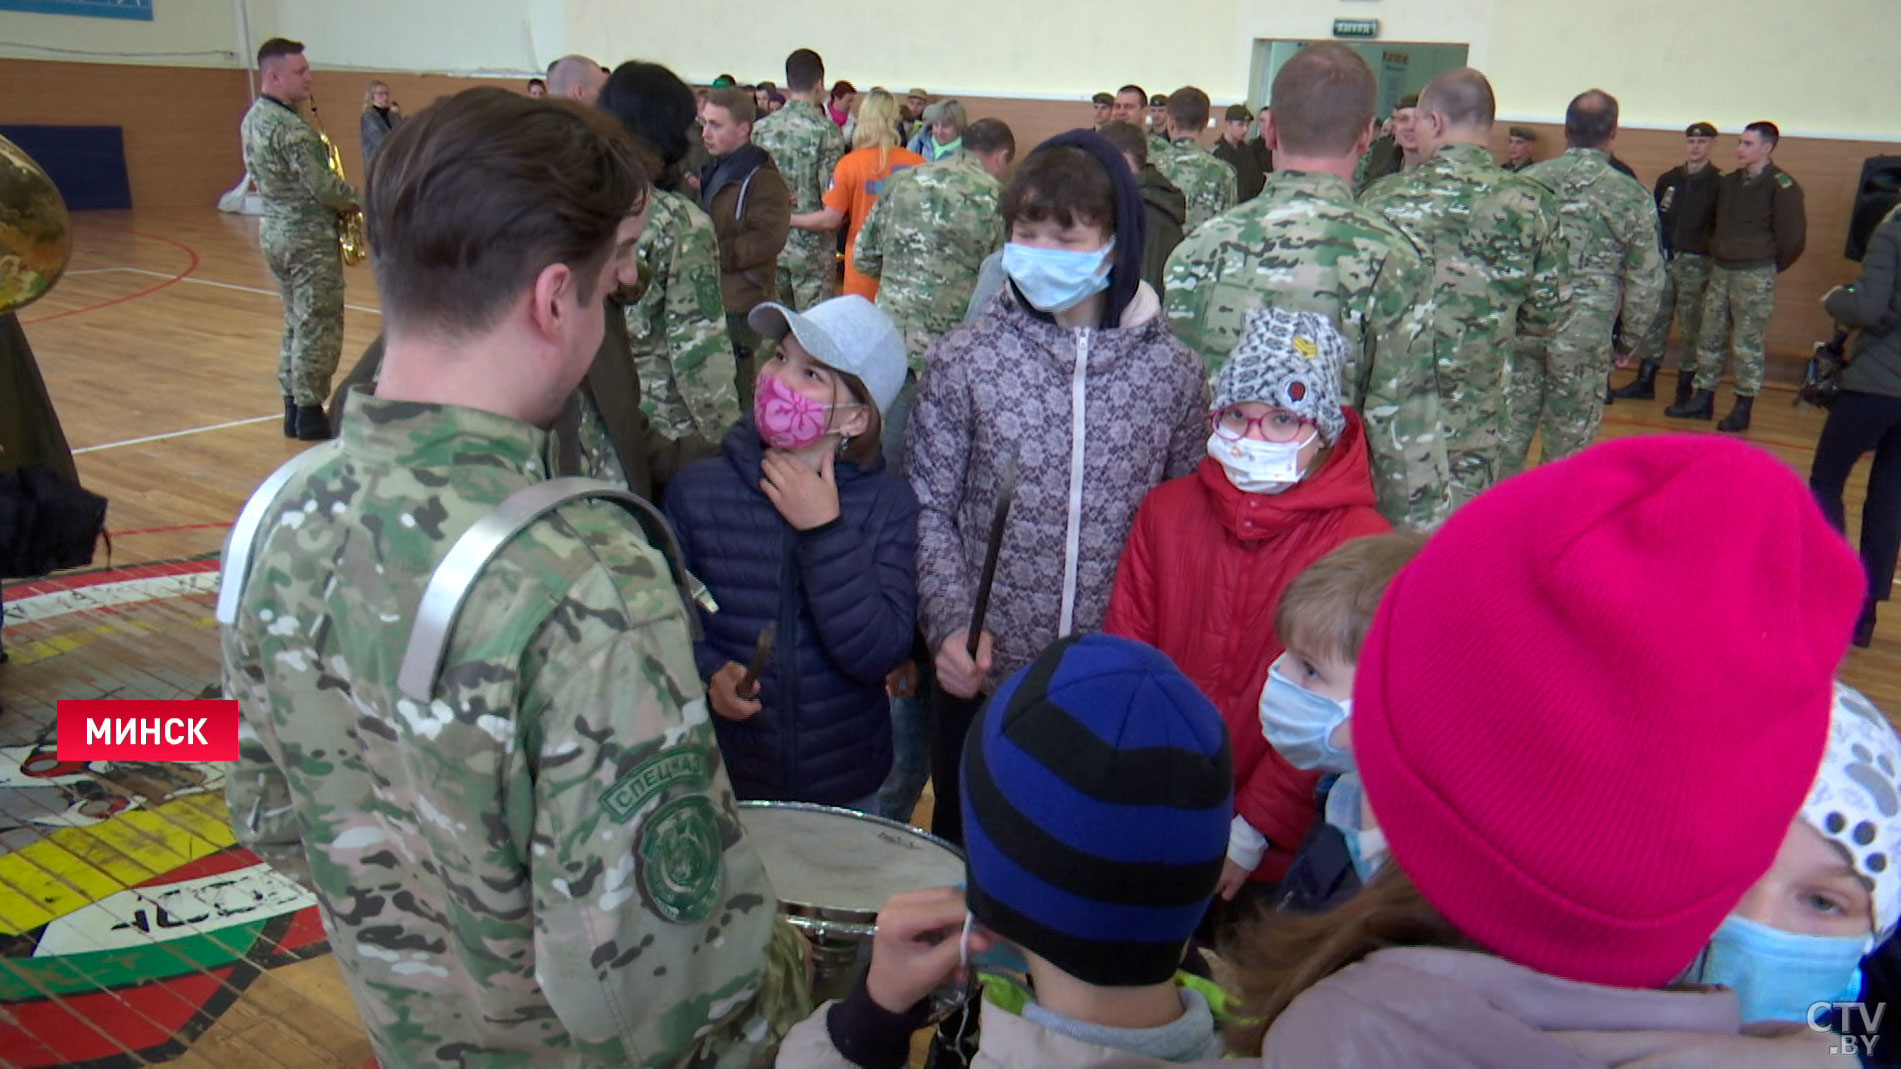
[753,372,862,450]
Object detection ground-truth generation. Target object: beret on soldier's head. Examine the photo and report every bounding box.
[1508,126,1536,141]
[1150,94,1168,106]
[1395,93,1419,111]
[1224,103,1253,122]
[1686,122,1718,138]
[1093,91,1115,106]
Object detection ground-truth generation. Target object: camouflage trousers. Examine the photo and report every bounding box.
[776,244,837,312]
[1641,253,1713,368]
[1693,265,1777,395]
[261,220,345,406]
[1502,282,1618,470]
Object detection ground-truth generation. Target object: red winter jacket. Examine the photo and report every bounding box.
[1104,409,1389,882]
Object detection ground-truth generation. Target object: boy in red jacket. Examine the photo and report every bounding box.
[1105,307,1388,901]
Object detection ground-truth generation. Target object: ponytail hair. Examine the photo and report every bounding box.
[1219,864,1480,1054]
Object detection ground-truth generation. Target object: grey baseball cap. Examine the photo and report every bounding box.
[748,296,906,414]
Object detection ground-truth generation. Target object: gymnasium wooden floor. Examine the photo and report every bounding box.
[3,208,1898,1066]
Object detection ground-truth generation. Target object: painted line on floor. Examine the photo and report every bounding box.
[72,415,281,455]
[90,267,382,315]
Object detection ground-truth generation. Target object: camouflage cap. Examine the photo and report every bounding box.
[1224,103,1253,122]
[1685,122,1718,138]
[1212,308,1348,444]
[1508,126,1537,141]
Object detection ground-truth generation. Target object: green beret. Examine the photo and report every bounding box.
[1508,126,1536,141]
[1224,103,1253,122]
[1686,122,1718,138]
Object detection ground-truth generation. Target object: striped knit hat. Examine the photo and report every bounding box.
[960,634,1233,986]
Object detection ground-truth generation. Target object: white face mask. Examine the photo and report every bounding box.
[1207,429,1317,495]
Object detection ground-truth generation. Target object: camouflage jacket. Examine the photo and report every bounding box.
[240,95,360,231]
[754,101,847,269]
[852,152,1005,371]
[1162,169,1448,529]
[1362,143,1565,494]
[1153,138,1239,234]
[222,396,804,1067]
[626,189,741,443]
[1523,149,1665,346]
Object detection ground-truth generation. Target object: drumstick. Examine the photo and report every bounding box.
[966,456,1019,660]
[738,622,776,699]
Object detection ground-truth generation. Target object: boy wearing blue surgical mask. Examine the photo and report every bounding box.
[905,129,1208,845]
[1258,532,1426,914]
[1688,682,1901,1030]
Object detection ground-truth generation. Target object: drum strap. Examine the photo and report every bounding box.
[396,477,714,702]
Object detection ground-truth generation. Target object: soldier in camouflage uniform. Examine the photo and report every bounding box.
[1668,121,1806,433]
[1620,122,1721,407]
[221,88,807,1068]
[1150,87,1238,234]
[239,38,360,441]
[1362,69,1565,503]
[598,63,744,495]
[754,49,846,311]
[1506,90,1663,468]
[624,191,741,445]
[1164,45,1447,530]
[853,119,1013,372]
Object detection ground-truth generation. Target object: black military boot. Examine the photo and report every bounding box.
[1716,394,1754,433]
[1665,388,1715,420]
[1672,371,1695,408]
[284,395,297,437]
[1855,600,1878,648]
[1609,360,1660,400]
[294,403,333,441]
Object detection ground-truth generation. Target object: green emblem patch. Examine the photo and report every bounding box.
[601,746,712,823]
[636,795,724,923]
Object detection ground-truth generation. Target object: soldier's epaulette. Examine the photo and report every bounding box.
[1774,171,1795,189]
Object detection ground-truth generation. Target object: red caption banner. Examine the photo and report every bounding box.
[57,700,240,761]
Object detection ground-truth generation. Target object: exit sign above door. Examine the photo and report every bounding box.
[1333,18,1380,38]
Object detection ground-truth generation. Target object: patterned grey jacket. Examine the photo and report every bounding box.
[905,281,1208,686]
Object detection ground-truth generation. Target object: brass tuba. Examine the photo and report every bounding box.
[306,96,368,266]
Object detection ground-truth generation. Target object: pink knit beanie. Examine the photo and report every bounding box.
[1354,435,1865,989]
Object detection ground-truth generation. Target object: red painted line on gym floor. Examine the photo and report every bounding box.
[2,557,220,598]
[21,225,203,325]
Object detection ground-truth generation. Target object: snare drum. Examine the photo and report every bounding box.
[737,801,964,998]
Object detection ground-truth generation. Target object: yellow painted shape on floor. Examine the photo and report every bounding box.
[0,792,236,935]
[6,617,163,667]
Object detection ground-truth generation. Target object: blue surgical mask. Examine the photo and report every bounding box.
[1326,774,1389,882]
[1002,239,1115,314]
[1258,657,1354,774]
[1693,913,1869,1023]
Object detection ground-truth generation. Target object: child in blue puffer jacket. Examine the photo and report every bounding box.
[663,295,918,809]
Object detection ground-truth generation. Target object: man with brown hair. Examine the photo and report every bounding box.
[220,87,807,1066]
[1151,86,1237,232]
[700,87,791,402]
[240,37,360,440]
[1164,43,1447,529]
[1100,119,1186,294]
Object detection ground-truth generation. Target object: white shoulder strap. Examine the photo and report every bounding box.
[215,445,338,627]
[395,477,714,702]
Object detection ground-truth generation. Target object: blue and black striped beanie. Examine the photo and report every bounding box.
[959,634,1233,986]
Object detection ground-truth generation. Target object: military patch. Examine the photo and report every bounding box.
[635,795,723,923]
[600,746,712,823]
[1774,171,1794,189]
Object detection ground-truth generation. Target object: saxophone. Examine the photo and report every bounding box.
[306,96,368,266]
